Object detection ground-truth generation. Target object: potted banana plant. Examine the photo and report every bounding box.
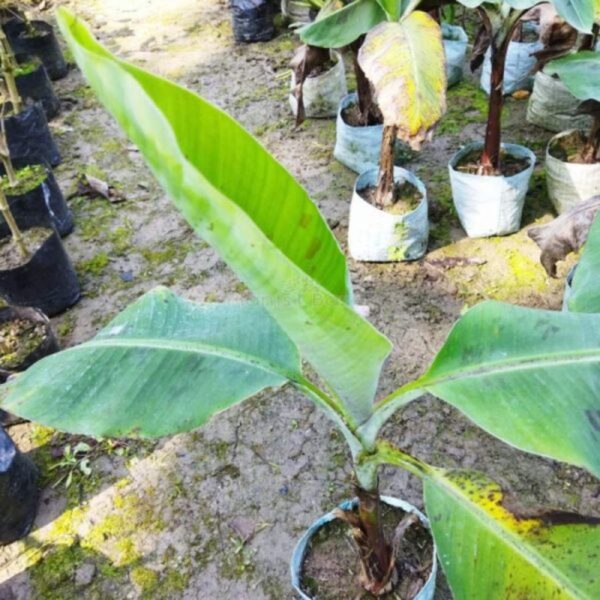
[543,51,600,213]
[449,0,595,238]
[298,2,448,254]
[526,8,597,132]
[299,0,448,261]
[299,0,392,173]
[348,2,446,261]
[7,9,600,599]
[288,2,350,126]
[3,4,68,80]
[0,112,79,315]
[0,27,60,166]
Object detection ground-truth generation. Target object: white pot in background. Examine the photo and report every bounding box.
[481,30,542,95]
[334,93,383,174]
[443,24,468,88]
[527,70,592,132]
[348,166,429,262]
[281,0,313,23]
[289,51,347,119]
[449,142,536,238]
[546,130,600,214]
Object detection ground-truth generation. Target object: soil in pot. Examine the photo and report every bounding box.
[0,163,46,196]
[302,503,433,600]
[0,226,50,270]
[0,305,58,382]
[340,100,414,165]
[0,315,47,371]
[548,130,598,164]
[455,148,532,177]
[307,57,337,79]
[0,158,72,237]
[359,180,423,215]
[342,101,382,128]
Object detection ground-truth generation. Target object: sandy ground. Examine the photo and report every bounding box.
[1,1,599,598]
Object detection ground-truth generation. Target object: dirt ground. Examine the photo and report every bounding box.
[1,1,599,598]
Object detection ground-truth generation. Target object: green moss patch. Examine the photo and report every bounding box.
[15,60,38,77]
[1,163,46,195]
[438,81,488,136]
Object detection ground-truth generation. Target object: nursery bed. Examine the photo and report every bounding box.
[0,0,598,598]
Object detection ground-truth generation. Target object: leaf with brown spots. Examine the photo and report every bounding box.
[425,468,600,599]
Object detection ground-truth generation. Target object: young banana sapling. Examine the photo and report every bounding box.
[546,50,600,163]
[4,9,600,598]
[462,0,596,174]
[300,0,447,207]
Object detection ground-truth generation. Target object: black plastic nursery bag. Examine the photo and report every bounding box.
[230,0,275,43]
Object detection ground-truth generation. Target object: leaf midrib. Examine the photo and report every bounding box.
[70,337,300,382]
[429,472,588,599]
[421,347,600,389]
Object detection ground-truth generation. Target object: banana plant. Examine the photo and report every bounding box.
[4,8,600,597]
[567,213,600,312]
[300,0,600,176]
[458,0,595,174]
[300,0,447,206]
[357,3,446,206]
[545,50,600,163]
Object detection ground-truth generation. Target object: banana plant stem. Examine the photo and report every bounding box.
[0,187,28,258]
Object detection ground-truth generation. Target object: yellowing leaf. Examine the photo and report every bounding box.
[358,12,446,149]
[425,468,600,599]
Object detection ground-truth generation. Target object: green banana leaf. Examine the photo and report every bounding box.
[2,288,300,438]
[419,301,600,477]
[569,216,600,313]
[375,0,402,19]
[357,12,446,149]
[503,0,539,9]
[424,468,600,599]
[551,0,596,33]
[299,0,386,48]
[545,51,600,101]
[56,8,392,426]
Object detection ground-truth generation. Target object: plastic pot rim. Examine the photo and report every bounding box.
[337,92,383,133]
[0,225,56,275]
[546,129,591,163]
[449,141,537,181]
[290,494,437,600]
[354,165,427,219]
[303,50,342,84]
[0,304,58,377]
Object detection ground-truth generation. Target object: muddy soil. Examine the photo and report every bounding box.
[0,1,597,599]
